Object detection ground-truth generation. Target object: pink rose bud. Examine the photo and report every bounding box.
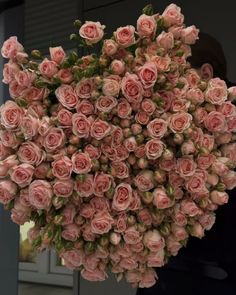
[110,232,121,245]
[49,46,66,64]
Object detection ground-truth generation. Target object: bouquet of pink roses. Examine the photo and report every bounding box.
[1,2,236,288]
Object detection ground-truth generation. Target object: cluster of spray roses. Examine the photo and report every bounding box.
[1,3,236,288]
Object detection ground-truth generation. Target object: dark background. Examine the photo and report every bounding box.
[1,1,236,294]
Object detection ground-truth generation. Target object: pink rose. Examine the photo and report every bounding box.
[138,208,152,226]
[134,170,154,192]
[62,224,80,241]
[204,111,226,133]
[10,164,34,188]
[90,119,111,140]
[80,204,95,219]
[139,269,157,288]
[43,127,65,152]
[210,190,229,205]
[56,69,73,83]
[115,213,127,233]
[103,39,118,56]
[121,73,143,104]
[18,142,45,166]
[185,69,201,87]
[0,130,20,148]
[112,183,132,211]
[176,157,196,178]
[49,46,66,64]
[21,115,39,139]
[119,257,138,270]
[197,154,215,170]
[162,4,184,26]
[123,226,142,245]
[153,188,173,209]
[15,70,36,87]
[62,204,76,225]
[72,152,92,174]
[8,81,25,99]
[39,58,58,78]
[156,31,174,50]
[193,107,208,124]
[147,249,165,267]
[94,173,112,196]
[52,156,72,180]
[0,180,17,204]
[180,200,201,217]
[53,179,74,198]
[226,115,236,132]
[102,78,120,97]
[114,25,135,48]
[55,84,78,110]
[117,99,132,118]
[199,213,216,230]
[201,134,215,151]
[110,232,121,245]
[168,112,192,133]
[147,118,168,139]
[141,99,156,115]
[185,174,207,194]
[29,180,52,210]
[76,174,94,197]
[110,59,125,75]
[205,83,228,105]
[137,14,156,37]
[217,101,236,117]
[76,99,94,115]
[151,55,171,72]
[111,161,129,179]
[222,171,236,190]
[181,25,199,44]
[81,269,106,282]
[0,142,11,160]
[166,235,182,256]
[72,113,91,138]
[145,139,164,160]
[0,100,24,129]
[79,21,105,44]
[60,249,83,269]
[143,230,165,252]
[76,78,94,99]
[221,143,236,165]
[171,99,190,112]
[1,36,23,59]
[90,196,110,212]
[138,62,157,89]
[124,136,137,152]
[11,200,31,225]
[171,224,188,241]
[95,95,117,113]
[57,108,73,126]
[2,61,20,84]
[91,211,114,234]
[22,87,49,102]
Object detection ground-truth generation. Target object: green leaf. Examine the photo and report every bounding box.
[142,4,154,16]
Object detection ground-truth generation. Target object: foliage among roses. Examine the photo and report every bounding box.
[1,3,236,288]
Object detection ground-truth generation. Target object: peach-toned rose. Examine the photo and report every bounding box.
[72,113,91,138]
[95,95,117,112]
[134,170,154,192]
[145,139,164,160]
[138,208,152,226]
[103,39,118,56]
[0,100,24,129]
[210,190,229,205]
[139,268,157,288]
[185,174,207,194]
[21,115,39,139]
[60,249,83,269]
[91,211,114,234]
[29,180,52,210]
[18,142,45,166]
[75,78,94,99]
[84,144,101,160]
[81,269,106,282]
[181,25,199,44]
[39,58,58,78]
[112,183,132,211]
[137,14,156,37]
[114,25,135,48]
[144,230,165,252]
[147,249,165,267]
[57,108,73,126]
[168,112,192,133]
[102,78,120,97]
[90,119,111,140]
[79,21,105,44]
[62,204,76,225]
[222,171,236,190]
[43,127,65,152]
[55,84,78,110]
[15,70,36,87]
[147,118,167,139]
[49,46,66,64]
[62,224,80,241]
[153,188,172,209]
[151,55,171,72]
[94,173,112,196]
[197,154,215,170]
[53,179,74,198]
[176,157,196,178]
[162,4,184,26]
[1,36,23,59]
[217,101,236,117]
[156,31,174,50]
[2,61,19,84]
[110,59,125,75]
[180,200,201,217]
[10,163,34,188]
[123,226,142,245]
[72,152,92,174]
[205,83,227,105]
[121,73,143,104]
[111,161,129,179]
[138,62,157,89]
[52,156,72,180]
[76,99,94,115]
[56,68,73,83]
[0,180,17,204]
